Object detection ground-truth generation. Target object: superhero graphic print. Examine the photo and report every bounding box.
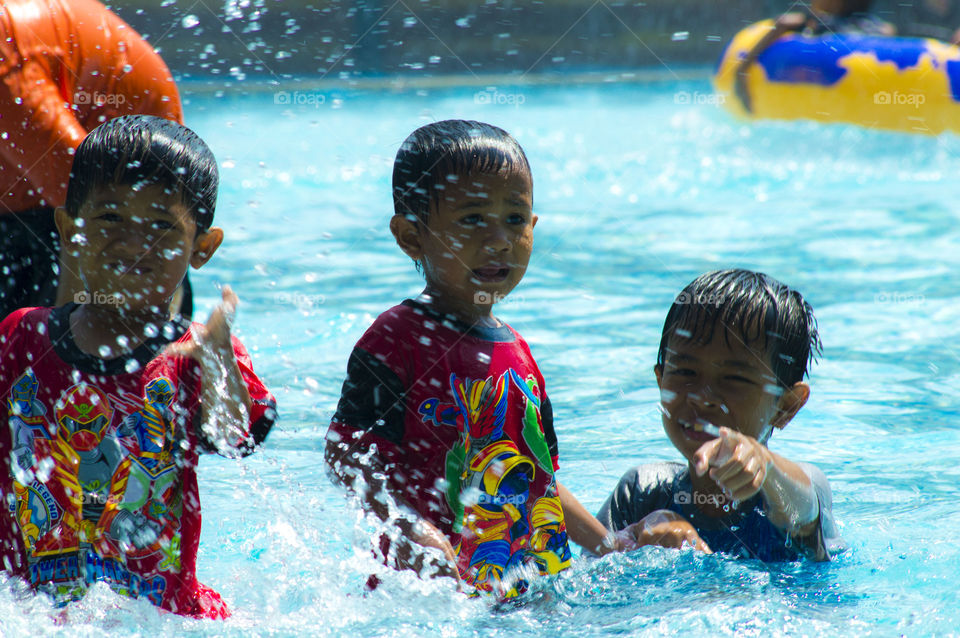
[7,373,186,605]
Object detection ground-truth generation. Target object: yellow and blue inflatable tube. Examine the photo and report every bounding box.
[713,20,960,134]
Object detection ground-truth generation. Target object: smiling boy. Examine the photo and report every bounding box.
[0,115,276,616]
[325,120,706,598]
[597,269,845,561]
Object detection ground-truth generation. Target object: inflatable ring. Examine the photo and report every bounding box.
[712,19,960,134]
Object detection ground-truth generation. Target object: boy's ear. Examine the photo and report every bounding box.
[389,214,424,262]
[190,226,224,268]
[654,364,663,387]
[54,207,79,256]
[771,381,810,430]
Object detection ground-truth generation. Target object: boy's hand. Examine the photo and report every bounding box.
[693,427,772,503]
[165,285,253,451]
[618,510,711,554]
[165,285,238,363]
[398,520,463,589]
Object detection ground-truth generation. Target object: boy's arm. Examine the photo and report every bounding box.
[734,12,807,113]
[324,435,461,584]
[693,428,820,538]
[557,482,710,555]
[165,286,254,452]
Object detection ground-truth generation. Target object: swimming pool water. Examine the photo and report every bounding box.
[2,76,960,636]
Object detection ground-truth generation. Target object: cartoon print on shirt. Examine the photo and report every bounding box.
[414,369,569,597]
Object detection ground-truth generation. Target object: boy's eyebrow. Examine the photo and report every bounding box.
[90,200,175,216]
[719,359,763,372]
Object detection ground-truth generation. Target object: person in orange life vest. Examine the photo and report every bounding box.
[0,0,186,319]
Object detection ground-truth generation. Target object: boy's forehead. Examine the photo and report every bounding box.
[664,327,772,370]
[84,183,187,211]
[437,170,532,201]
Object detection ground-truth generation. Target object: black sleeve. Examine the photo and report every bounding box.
[332,347,407,445]
[596,463,684,532]
[541,393,559,462]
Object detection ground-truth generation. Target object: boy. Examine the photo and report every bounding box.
[597,269,845,561]
[325,120,707,599]
[0,115,277,617]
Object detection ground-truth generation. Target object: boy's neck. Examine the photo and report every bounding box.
[69,302,170,359]
[417,287,502,329]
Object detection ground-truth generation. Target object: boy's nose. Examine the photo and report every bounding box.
[689,386,723,411]
[484,226,512,252]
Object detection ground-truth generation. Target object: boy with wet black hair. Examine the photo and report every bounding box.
[597,269,845,561]
[326,120,707,599]
[0,115,276,617]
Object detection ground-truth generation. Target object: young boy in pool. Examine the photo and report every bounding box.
[325,120,707,598]
[0,115,277,617]
[597,269,845,561]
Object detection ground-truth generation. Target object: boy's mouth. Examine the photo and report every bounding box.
[473,265,510,282]
[679,419,721,442]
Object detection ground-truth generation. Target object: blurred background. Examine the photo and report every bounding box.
[109,0,960,85]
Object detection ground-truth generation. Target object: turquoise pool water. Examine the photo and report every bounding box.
[3,77,960,635]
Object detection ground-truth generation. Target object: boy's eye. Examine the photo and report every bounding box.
[96,212,123,223]
[458,213,482,226]
[724,375,756,384]
[507,212,529,225]
[152,220,176,231]
[667,368,696,377]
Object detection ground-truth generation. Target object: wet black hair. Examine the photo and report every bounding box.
[392,119,531,224]
[656,269,822,387]
[64,115,218,232]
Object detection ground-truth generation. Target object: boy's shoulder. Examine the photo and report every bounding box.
[614,461,688,494]
[0,306,54,351]
[361,299,524,347]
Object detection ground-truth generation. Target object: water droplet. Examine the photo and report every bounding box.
[98,345,112,358]
[181,14,199,29]
[125,359,141,373]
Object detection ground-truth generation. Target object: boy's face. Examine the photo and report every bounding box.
[655,329,807,464]
[56,183,221,315]
[395,170,536,315]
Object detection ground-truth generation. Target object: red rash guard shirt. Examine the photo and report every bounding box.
[0,305,276,618]
[327,300,572,597]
